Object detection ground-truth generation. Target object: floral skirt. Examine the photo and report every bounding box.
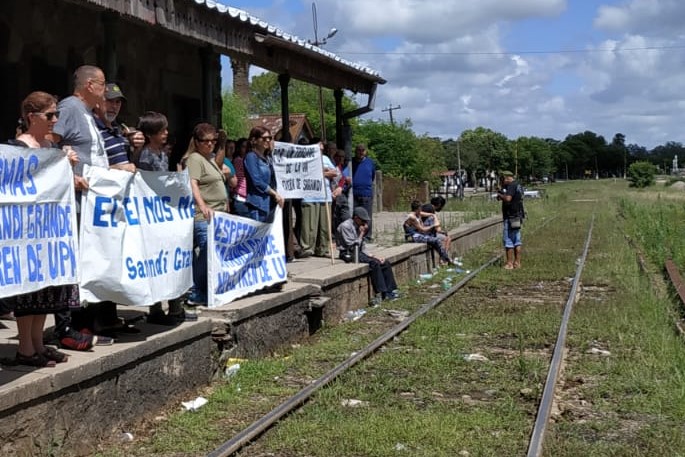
[2,285,79,317]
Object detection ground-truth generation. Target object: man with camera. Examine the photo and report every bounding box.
[336,207,399,305]
[496,171,525,269]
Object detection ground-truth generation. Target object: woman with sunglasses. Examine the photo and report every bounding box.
[4,91,79,367]
[244,126,284,223]
[181,123,229,307]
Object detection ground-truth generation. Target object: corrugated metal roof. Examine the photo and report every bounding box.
[193,0,381,79]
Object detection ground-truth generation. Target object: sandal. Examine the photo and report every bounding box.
[15,352,56,368]
[504,263,514,270]
[42,346,69,363]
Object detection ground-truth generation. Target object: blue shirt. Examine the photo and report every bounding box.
[352,156,376,197]
[244,151,276,218]
[95,117,130,166]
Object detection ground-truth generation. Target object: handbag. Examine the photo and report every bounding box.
[509,217,522,229]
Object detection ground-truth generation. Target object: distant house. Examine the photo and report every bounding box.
[248,114,315,144]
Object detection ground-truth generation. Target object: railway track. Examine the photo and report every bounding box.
[207,216,596,457]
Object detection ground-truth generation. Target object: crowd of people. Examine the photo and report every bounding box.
[0,64,462,368]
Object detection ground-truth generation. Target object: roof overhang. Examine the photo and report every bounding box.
[65,0,385,94]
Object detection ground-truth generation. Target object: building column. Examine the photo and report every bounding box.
[231,57,250,102]
[278,73,291,142]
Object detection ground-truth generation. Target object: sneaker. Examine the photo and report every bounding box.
[370,294,383,307]
[384,291,401,301]
[186,294,207,306]
[79,328,114,346]
[58,327,95,351]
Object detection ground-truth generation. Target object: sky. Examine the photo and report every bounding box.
[219,0,685,149]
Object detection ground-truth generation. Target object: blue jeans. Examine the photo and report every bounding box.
[233,199,250,218]
[191,220,208,301]
[503,219,522,249]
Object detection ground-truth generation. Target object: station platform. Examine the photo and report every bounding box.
[0,212,501,456]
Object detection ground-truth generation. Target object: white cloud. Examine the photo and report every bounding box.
[223,0,685,148]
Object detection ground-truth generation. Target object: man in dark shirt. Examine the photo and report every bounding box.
[496,171,524,269]
[337,207,399,306]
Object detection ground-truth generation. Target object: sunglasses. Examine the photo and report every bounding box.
[32,110,60,121]
[197,138,218,144]
[261,136,273,141]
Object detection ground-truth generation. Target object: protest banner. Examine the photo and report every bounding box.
[0,145,79,297]
[207,207,287,307]
[79,166,194,306]
[271,142,326,199]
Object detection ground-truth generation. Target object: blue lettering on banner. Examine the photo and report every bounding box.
[213,218,258,245]
[0,154,39,196]
[173,247,192,271]
[0,204,23,240]
[177,195,194,220]
[271,256,287,279]
[27,243,44,282]
[125,250,168,279]
[122,197,140,225]
[215,235,280,268]
[143,196,174,224]
[0,245,21,285]
[26,203,73,239]
[47,239,76,279]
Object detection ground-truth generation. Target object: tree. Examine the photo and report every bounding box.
[222,91,250,139]
[514,136,554,182]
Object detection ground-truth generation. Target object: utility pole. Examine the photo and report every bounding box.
[308,2,337,140]
[381,104,401,125]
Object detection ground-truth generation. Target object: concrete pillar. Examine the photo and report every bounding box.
[231,57,250,101]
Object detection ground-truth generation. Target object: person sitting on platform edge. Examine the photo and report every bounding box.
[336,207,400,306]
[404,200,455,267]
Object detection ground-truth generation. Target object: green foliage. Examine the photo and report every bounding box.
[352,120,446,183]
[248,72,359,142]
[221,91,249,138]
[627,161,656,188]
[514,136,555,181]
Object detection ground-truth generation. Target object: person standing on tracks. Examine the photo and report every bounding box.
[496,171,525,269]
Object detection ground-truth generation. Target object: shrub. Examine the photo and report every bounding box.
[627,161,656,188]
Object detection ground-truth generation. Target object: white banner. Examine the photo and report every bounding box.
[271,142,326,199]
[207,207,287,307]
[79,166,194,306]
[0,145,79,297]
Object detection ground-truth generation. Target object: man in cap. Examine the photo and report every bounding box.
[336,207,400,305]
[496,171,525,269]
[94,83,144,172]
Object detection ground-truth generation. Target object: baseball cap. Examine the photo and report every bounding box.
[500,170,514,177]
[353,207,370,222]
[105,83,126,101]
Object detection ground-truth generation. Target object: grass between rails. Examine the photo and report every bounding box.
[96,180,685,457]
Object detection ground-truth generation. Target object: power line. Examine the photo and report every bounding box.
[331,44,685,57]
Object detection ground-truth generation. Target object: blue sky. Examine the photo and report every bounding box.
[219,0,685,149]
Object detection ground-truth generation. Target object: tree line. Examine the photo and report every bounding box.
[223,72,684,185]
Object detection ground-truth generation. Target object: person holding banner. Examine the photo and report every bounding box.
[300,141,338,258]
[3,91,81,366]
[182,123,229,306]
[244,126,284,223]
[51,65,111,350]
